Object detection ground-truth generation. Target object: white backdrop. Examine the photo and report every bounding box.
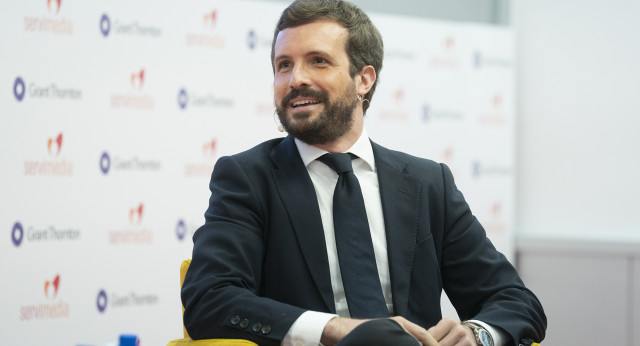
[0,1,514,345]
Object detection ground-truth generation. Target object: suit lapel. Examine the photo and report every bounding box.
[269,136,336,313]
[372,142,422,317]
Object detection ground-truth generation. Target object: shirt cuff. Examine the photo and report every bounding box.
[282,311,337,346]
[468,319,506,346]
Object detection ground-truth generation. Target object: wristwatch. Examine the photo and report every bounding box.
[462,321,494,346]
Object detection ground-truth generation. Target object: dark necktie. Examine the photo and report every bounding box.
[317,153,389,318]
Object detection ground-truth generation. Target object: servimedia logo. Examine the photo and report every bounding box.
[20,274,70,321]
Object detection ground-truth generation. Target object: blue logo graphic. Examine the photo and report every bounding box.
[422,104,431,122]
[474,51,482,69]
[100,14,111,37]
[177,88,188,110]
[247,30,257,50]
[12,222,24,247]
[14,77,26,102]
[97,289,108,313]
[472,161,481,178]
[100,151,111,175]
[176,219,187,241]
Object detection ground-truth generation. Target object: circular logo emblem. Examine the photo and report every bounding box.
[11,222,24,247]
[100,151,111,175]
[96,289,108,313]
[247,30,257,50]
[177,88,188,110]
[100,14,111,37]
[14,77,26,102]
[176,220,187,241]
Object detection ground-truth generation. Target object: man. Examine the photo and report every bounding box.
[182,0,546,345]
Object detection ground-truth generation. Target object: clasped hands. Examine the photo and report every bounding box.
[321,316,477,346]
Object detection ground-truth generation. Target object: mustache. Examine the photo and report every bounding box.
[280,88,328,108]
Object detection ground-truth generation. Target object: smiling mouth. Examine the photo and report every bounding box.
[291,99,322,108]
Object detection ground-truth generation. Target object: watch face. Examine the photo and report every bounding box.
[478,329,493,346]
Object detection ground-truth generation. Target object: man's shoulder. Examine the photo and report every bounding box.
[231,137,287,160]
[372,141,442,172]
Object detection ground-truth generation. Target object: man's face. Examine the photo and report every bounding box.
[273,21,358,145]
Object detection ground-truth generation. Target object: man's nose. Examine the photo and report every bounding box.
[289,65,311,89]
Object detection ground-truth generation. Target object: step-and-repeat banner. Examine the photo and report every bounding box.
[0,1,514,344]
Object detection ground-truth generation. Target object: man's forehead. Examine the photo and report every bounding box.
[275,20,347,45]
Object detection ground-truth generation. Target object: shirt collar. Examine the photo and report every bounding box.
[294,128,375,171]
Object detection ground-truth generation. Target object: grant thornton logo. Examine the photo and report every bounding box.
[99,150,161,175]
[176,219,187,241]
[96,288,158,313]
[100,151,111,174]
[178,88,188,110]
[12,75,82,102]
[100,14,111,37]
[10,220,80,247]
[14,77,26,102]
[97,289,108,313]
[12,222,24,247]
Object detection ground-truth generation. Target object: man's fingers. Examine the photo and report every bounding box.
[406,323,439,346]
[427,318,457,341]
[428,319,477,346]
[391,316,439,346]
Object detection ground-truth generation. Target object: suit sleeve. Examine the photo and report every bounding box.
[437,163,547,344]
[181,155,305,346]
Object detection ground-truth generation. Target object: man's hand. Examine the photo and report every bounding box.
[427,318,476,346]
[320,316,439,346]
[390,316,439,346]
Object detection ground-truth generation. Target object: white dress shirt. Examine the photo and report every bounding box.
[281,130,504,346]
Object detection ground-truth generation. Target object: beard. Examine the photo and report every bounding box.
[275,82,358,145]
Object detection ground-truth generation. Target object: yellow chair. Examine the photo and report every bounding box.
[167,260,258,346]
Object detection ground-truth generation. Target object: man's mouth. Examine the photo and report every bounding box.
[291,98,322,108]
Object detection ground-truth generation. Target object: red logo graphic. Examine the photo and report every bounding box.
[202,139,217,157]
[393,88,405,103]
[442,147,454,162]
[129,203,144,224]
[444,36,455,50]
[130,69,145,89]
[47,133,63,156]
[47,0,62,14]
[492,93,503,109]
[44,274,60,299]
[491,202,502,216]
[203,10,217,28]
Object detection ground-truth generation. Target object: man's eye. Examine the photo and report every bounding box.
[313,57,326,64]
[279,61,291,70]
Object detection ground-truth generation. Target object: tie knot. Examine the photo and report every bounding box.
[318,153,355,174]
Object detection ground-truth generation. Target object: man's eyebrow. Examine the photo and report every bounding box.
[306,50,331,57]
[274,54,291,62]
[274,51,332,62]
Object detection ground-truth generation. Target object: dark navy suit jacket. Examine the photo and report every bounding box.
[182,136,546,345]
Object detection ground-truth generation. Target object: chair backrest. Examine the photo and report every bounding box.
[180,259,192,339]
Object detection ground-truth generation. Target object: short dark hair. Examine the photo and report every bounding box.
[271,0,384,113]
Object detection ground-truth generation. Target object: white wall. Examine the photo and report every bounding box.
[515,1,640,345]
[514,0,640,242]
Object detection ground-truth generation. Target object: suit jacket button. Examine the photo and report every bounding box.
[240,318,249,328]
[261,325,272,334]
[252,322,262,332]
[230,315,241,325]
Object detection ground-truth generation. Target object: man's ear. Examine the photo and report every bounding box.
[356,65,376,96]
